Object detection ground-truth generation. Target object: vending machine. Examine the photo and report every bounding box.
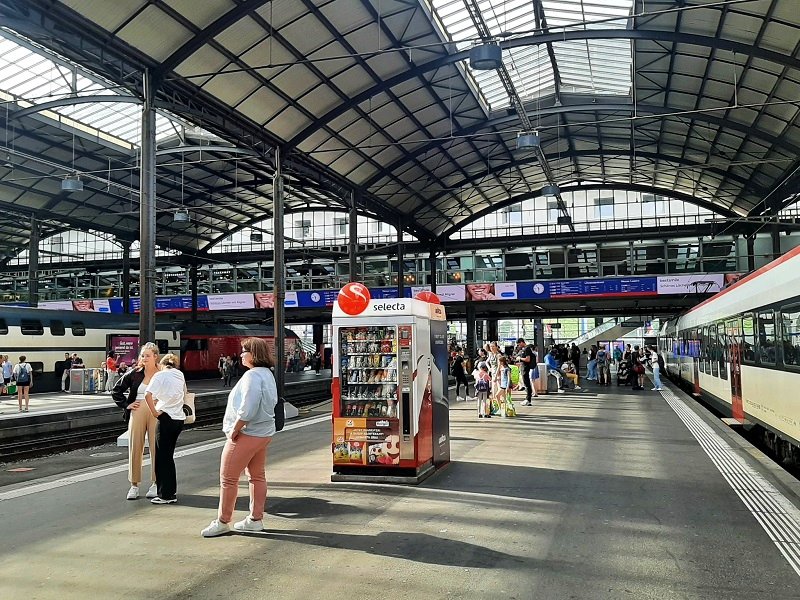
[331,288,450,483]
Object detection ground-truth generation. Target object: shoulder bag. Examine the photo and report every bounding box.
[182,384,196,425]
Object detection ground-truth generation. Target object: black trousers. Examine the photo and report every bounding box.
[523,369,533,403]
[155,414,183,500]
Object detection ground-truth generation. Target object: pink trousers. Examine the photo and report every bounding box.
[218,433,272,523]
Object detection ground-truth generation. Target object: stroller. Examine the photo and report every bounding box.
[617,359,631,385]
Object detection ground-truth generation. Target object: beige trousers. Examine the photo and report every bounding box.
[128,405,158,486]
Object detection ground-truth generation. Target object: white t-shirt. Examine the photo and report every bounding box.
[145,368,186,420]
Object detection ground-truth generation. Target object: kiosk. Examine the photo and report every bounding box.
[331,285,450,483]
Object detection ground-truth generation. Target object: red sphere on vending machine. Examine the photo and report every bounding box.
[415,290,441,304]
[337,282,371,315]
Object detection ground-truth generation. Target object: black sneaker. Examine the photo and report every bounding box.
[150,496,177,504]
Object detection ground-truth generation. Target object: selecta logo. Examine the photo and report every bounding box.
[376,420,390,427]
[438,434,447,445]
[372,302,406,312]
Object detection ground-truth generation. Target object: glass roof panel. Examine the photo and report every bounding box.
[0,31,217,148]
[543,0,633,95]
[427,0,633,110]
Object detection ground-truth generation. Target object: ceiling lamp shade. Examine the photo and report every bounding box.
[516,131,540,150]
[61,175,83,192]
[250,232,263,242]
[541,184,560,197]
[469,42,502,70]
[173,208,191,226]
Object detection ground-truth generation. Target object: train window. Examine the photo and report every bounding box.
[758,311,776,365]
[0,318,7,334]
[742,313,756,363]
[709,324,719,377]
[156,340,169,355]
[50,320,66,336]
[71,322,86,336]
[700,326,708,373]
[780,304,800,367]
[182,339,208,351]
[20,319,44,335]
[28,361,44,374]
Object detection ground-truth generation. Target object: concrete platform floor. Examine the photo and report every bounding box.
[1,380,799,599]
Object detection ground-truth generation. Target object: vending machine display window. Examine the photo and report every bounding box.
[339,326,398,418]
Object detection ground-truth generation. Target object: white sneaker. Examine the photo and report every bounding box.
[557,389,565,394]
[126,486,139,500]
[656,388,663,391]
[456,396,464,402]
[233,516,264,532]
[522,401,532,406]
[201,519,231,538]
[145,483,158,499]
[575,386,582,390]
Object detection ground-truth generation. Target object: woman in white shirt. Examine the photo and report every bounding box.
[145,354,186,504]
[202,337,277,537]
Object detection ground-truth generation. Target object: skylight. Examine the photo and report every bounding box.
[427,0,633,111]
[0,31,208,148]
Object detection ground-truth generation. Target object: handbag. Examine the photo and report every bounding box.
[183,389,196,425]
[274,395,285,432]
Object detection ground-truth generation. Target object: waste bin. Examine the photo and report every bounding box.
[534,362,548,394]
[69,368,102,394]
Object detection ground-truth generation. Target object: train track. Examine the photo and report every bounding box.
[0,385,329,463]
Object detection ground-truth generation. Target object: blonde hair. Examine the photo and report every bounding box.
[139,341,160,360]
[160,353,180,369]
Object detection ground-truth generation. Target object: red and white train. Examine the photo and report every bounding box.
[660,245,800,461]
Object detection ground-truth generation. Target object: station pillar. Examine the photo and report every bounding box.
[27,213,39,307]
[487,319,498,342]
[465,303,476,361]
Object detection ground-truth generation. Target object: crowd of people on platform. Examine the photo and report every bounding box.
[448,337,665,418]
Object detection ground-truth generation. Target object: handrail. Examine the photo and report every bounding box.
[570,318,620,346]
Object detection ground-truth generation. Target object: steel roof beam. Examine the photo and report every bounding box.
[288,28,800,149]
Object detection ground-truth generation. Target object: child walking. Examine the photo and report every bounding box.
[498,356,514,417]
[475,362,492,418]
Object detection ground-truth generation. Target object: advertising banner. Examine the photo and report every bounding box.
[254,291,300,309]
[656,274,724,295]
[332,417,401,466]
[38,300,75,311]
[493,282,518,300]
[93,299,111,313]
[207,293,255,311]
[108,335,140,367]
[409,285,465,302]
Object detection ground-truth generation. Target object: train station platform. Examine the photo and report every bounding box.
[1,375,799,598]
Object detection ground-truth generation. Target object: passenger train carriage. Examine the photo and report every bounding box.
[0,306,300,391]
[660,245,800,460]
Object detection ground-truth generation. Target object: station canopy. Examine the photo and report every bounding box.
[0,0,797,258]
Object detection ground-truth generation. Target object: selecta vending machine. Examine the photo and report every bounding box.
[331,284,450,483]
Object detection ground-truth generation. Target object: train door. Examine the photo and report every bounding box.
[692,329,701,396]
[726,318,744,421]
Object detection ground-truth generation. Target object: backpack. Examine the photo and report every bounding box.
[597,351,607,366]
[475,376,490,393]
[15,364,30,385]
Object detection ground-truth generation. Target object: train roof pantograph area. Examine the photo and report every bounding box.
[0,0,797,260]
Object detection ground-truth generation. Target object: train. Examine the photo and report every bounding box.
[0,306,302,391]
[660,245,800,462]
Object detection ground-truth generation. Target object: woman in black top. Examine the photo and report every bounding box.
[451,350,469,401]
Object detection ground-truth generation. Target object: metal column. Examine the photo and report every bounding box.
[27,213,39,306]
[273,148,286,397]
[746,235,756,271]
[465,304,476,361]
[349,189,358,282]
[429,251,437,292]
[190,263,198,322]
[139,70,157,344]
[122,241,131,314]
[396,218,405,297]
